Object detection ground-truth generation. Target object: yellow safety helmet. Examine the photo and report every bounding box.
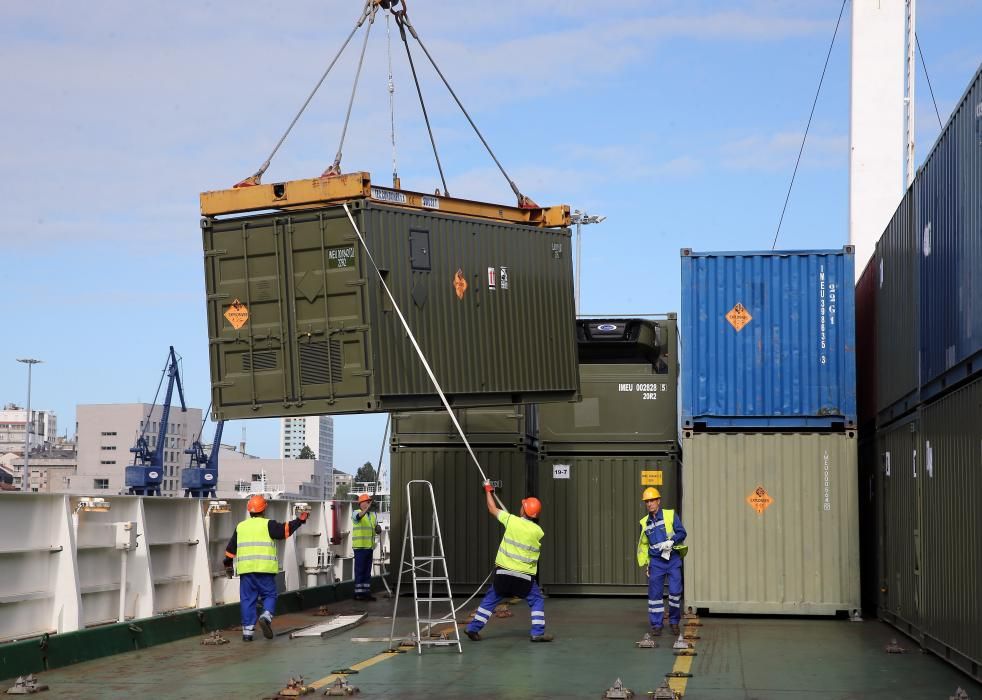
[641,487,661,501]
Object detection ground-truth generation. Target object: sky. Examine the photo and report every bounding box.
[1,1,980,475]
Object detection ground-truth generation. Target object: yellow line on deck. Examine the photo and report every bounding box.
[667,622,700,697]
[309,650,399,690]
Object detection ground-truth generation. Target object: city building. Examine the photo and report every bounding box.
[0,404,58,454]
[280,416,334,468]
[75,404,202,496]
[9,444,77,493]
[215,446,334,500]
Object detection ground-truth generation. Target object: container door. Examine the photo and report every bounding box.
[283,213,371,407]
[204,217,295,414]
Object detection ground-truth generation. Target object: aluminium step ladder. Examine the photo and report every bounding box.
[387,480,462,654]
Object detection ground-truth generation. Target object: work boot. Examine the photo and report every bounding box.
[650,626,663,637]
[258,612,274,640]
[364,594,378,602]
[530,633,554,643]
[242,633,254,642]
[465,630,482,642]
[670,624,680,635]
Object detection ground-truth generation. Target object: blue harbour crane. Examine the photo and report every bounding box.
[126,346,187,496]
[182,413,224,498]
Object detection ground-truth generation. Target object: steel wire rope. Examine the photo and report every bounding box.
[395,8,532,205]
[394,11,449,195]
[385,12,399,186]
[371,414,394,596]
[915,33,945,130]
[237,1,374,186]
[325,3,379,175]
[771,0,848,250]
[137,349,171,442]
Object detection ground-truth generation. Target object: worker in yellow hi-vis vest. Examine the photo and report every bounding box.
[223,495,307,642]
[636,487,688,636]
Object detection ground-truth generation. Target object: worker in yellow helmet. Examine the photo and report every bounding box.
[636,487,687,635]
[223,495,308,642]
[465,480,552,643]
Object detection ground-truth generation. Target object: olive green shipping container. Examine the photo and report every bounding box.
[535,453,680,595]
[389,446,536,592]
[390,404,537,448]
[683,432,860,616]
[538,317,679,454]
[875,378,982,682]
[202,200,578,420]
[875,414,921,637]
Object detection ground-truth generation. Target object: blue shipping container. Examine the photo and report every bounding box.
[680,248,857,429]
[917,64,982,401]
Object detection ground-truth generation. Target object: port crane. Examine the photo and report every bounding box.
[182,414,224,498]
[126,346,186,496]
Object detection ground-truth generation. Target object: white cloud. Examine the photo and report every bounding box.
[720,131,847,172]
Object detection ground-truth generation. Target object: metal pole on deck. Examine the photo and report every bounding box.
[570,211,605,314]
[16,358,42,491]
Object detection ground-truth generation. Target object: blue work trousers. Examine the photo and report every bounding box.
[466,581,546,637]
[353,548,373,597]
[240,572,278,635]
[647,555,683,627]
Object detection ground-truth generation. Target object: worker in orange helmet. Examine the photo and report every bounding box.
[352,493,382,601]
[223,494,308,642]
[465,480,552,643]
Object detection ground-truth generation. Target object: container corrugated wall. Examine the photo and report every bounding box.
[536,453,680,595]
[203,201,578,419]
[389,446,535,591]
[855,256,877,431]
[913,378,981,681]
[875,414,921,637]
[918,65,982,401]
[391,405,537,448]
[680,248,857,429]
[360,204,578,404]
[875,187,919,423]
[682,432,860,615]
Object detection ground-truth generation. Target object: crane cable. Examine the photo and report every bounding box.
[385,13,399,187]
[323,2,380,177]
[771,0,847,250]
[394,5,535,207]
[394,10,449,195]
[235,0,374,187]
[137,348,172,442]
[371,414,393,596]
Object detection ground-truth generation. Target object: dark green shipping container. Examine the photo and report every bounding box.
[538,317,679,454]
[202,200,578,420]
[390,404,537,448]
[389,446,536,592]
[535,453,680,595]
[875,378,982,683]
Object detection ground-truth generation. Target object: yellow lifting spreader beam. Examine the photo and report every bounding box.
[200,172,570,228]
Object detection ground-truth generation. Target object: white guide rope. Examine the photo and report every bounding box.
[342,204,504,510]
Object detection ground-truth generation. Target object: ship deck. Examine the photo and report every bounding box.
[4,597,978,699]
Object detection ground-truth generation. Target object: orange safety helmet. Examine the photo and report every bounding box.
[357,494,372,504]
[247,494,268,514]
[521,497,542,519]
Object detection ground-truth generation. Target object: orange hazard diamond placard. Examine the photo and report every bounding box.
[726,303,752,332]
[746,486,774,514]
[224,299,249,330]
[453,269,468,300]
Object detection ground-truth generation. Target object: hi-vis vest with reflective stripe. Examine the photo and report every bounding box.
[495,512,544,575]
[352,512,378,550]
[235,517,278,575]
[636,509,688,567]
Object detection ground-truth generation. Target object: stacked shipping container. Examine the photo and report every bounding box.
[857,65,982,683]
[537,317,680,595]
[389,316,681,596]
[680,248,860,616]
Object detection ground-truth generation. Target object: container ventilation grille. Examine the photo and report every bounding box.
[242,350,278,372]
[299,340,343,385]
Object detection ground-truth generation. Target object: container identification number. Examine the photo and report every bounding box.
[618,382,668,400]
[328,246,355,269]
[822,449,831,512]
[819,265,837,365]
[552,464,571,479]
